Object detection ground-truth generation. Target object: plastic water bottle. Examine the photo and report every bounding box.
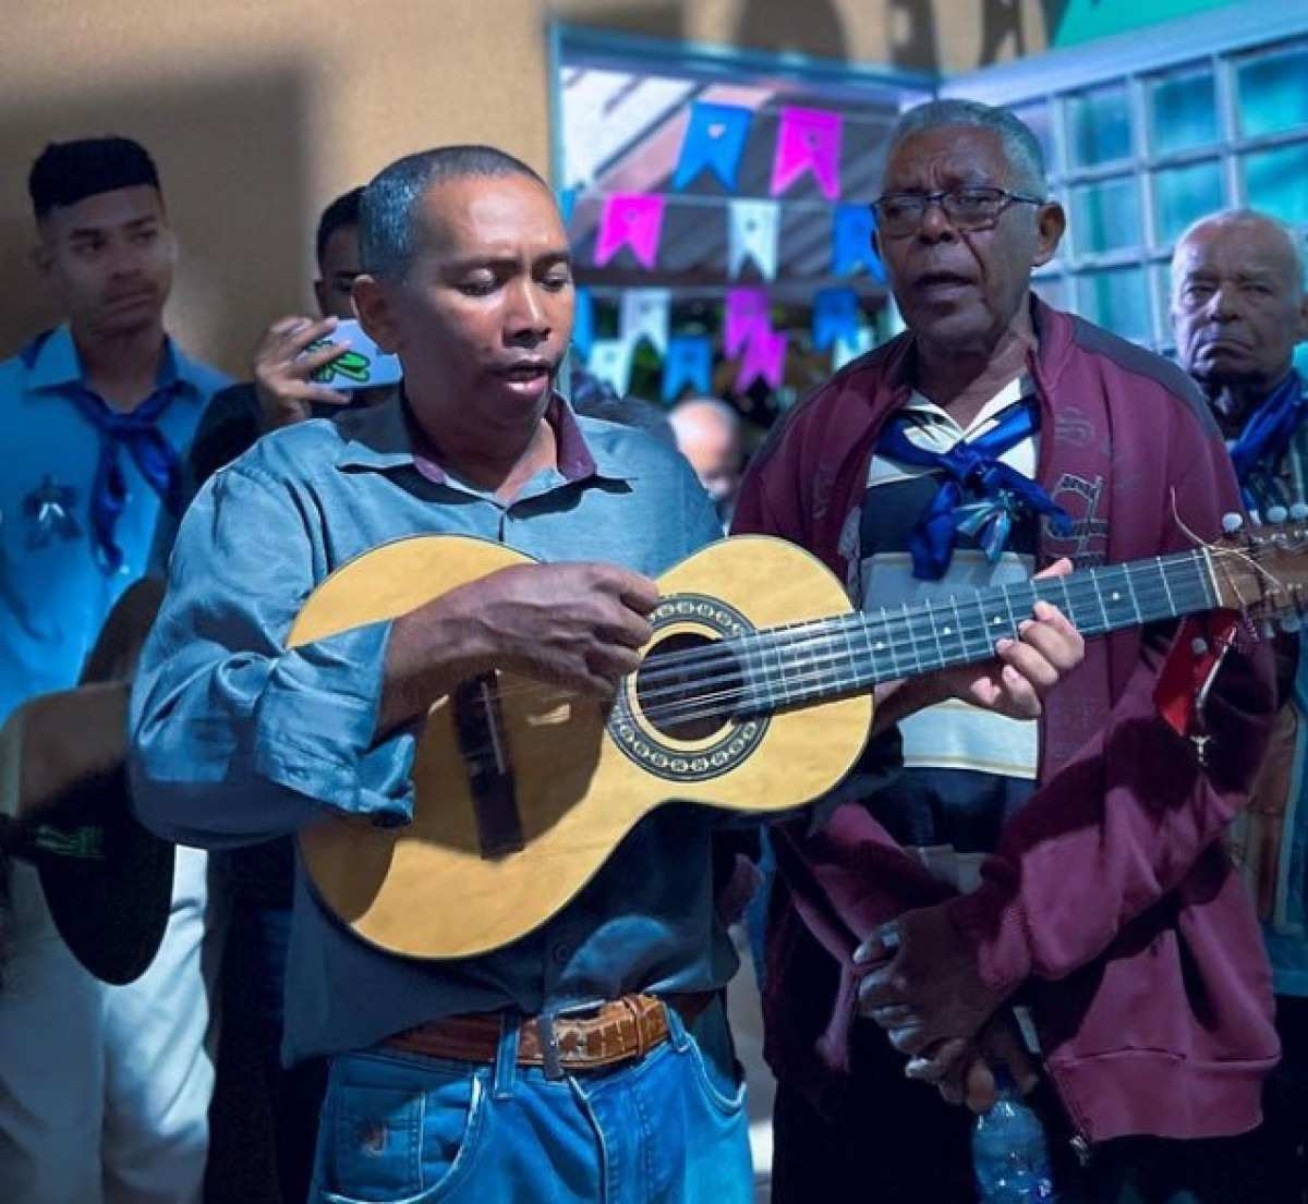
[971,1069,1057,1202]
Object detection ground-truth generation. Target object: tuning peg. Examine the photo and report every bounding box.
[1268,505,1290,525]
[1222,513,1245,534]
[1262,620,1278,640]
[1291,503,1308,522]
[1281,615,1303,634]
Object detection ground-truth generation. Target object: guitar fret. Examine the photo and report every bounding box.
[901,602,924,676]
[1090,572,1111,635]
[767,626,791,709]
[1157,556,1178,616]
[841,619,866,695]
[949,593,982,664]
[872,607,899,681]
[925,600,947,672]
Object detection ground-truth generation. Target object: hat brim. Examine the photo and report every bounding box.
[6,683,173,986]
[26,763,174,985]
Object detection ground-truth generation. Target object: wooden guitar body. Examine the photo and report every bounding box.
[291,534,872,959]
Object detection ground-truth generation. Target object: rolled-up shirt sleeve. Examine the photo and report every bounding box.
[130,463,416,848]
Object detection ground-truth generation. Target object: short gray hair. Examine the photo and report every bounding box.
[884,99,1048,195]
[359,145,549,279]
[1171,208,1306,290]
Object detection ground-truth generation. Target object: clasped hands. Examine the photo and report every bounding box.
[854,902,1035,1113]
[854,560,1084,1109]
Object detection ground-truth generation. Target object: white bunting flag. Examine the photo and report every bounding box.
[728,198,780,280]
[619,288,671,354]
[587,339,636,397]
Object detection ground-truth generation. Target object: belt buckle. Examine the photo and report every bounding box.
[536,1011,565,1080]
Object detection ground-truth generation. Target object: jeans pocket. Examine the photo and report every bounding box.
[318,1057,488,1204]
[685,1035,747,1118]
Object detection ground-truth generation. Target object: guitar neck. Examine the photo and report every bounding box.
[741,547,1221,713]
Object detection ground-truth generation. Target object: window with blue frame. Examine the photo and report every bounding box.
[953,21,1308,361]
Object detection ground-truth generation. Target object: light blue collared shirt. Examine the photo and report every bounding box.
[130,395,733,1062]
[0,324,230,723]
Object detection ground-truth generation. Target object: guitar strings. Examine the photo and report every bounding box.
[441,561,1216,723]
[436,571,1223,749]
[453,550,1216,715]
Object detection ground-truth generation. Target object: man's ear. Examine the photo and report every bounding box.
[1033,200,1066,269]
[352,274,399,353]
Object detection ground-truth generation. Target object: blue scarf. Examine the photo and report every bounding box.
[65,386,183,574]
[1226,371,1308,510]
[878,397,1072,580]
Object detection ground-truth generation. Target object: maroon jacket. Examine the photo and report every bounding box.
[733,300,1279,1145]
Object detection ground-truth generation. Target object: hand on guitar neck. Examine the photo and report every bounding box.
[379,561,660,734]
[870,558,1083,735]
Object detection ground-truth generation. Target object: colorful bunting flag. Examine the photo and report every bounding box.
[724,288,771,359]
[572,287,595,359]
[832,326,876,371]
[619,288,671,354]
[812,287,861,352]
[728,199,780,280]
[832,203,885,279]
[662,335,713,403]
[770,106,843,201]
[595,194,667,270]
[587,339,636,398]
[557,186,578,225]
[734,328,788,393]
[673,102,753,191]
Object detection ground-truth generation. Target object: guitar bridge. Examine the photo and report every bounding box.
[453,674,524,860]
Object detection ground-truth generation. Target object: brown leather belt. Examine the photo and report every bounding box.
[384,992,714,1074]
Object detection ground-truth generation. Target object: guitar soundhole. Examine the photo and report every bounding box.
[635,632,742,742]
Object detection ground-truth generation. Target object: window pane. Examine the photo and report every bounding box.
[1075,267,1151,342]
[1070,176,1142,253]
[1238,42,1308,138]
[1032,274,1066,312]
[1153,263,1177,351]
[1242,142,1308,224]
[1148,68,1218,155]
[1011,103,1056,178]
[1067,85,1132,167]
[1154,160,1225,244]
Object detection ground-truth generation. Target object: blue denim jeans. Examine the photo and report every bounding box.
[309,1001,753,1203]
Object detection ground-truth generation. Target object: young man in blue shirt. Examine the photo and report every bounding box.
[0,136,229,1204]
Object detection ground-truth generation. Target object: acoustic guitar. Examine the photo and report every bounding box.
[290,519,1307,960]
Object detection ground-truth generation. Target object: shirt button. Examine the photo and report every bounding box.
[551,943,573,966]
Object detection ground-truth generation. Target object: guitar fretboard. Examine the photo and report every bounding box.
[735,548,1218,713]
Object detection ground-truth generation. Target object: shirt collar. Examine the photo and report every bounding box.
[23,323,205,398]
[336,392,635,484]
[901,376,1031,438]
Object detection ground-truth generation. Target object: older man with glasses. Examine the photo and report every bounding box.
[734,98,1279,1202]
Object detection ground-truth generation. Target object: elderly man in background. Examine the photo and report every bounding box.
[668,396,745,530]
[1172,208,1308,1203]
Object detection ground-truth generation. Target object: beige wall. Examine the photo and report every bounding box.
[1,0,1045,374]
[1,0,552,374]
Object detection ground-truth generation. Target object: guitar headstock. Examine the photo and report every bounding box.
[1209,505,1308,631]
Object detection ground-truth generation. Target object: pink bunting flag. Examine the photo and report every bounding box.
[724,288,771,358]
[594,194,667,269]
[770,106,843,201]
[734,328,788,393]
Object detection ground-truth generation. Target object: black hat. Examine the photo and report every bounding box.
[1,685,173,986]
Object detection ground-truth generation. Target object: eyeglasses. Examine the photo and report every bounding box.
[871,187,1045,237]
